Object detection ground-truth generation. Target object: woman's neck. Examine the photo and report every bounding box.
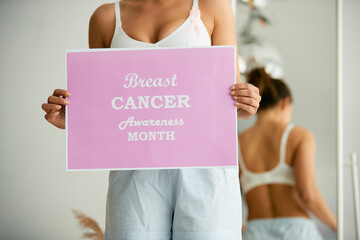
[255,109,290,126]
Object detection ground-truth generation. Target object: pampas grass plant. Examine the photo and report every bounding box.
[72,209,104,240]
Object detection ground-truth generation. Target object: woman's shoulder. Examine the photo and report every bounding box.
[199,0,231,11]
[91,3,115,22]
[199,0,233,20]
[199,0,234,29]
[237,124,315,143]
[290,125,315,147]
[89,3,116,48]
[291,125,314,139]
[238,125,256,144]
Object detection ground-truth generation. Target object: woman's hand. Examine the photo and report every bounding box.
[230,83,261,120]
[42,89,71,129]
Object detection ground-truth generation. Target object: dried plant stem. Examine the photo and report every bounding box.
[72,209,104,240]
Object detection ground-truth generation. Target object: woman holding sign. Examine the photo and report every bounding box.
[41,0,261,239]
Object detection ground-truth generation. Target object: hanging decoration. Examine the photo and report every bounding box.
[237,0,284,79]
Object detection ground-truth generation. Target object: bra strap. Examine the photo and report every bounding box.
[238,140,248,173]
[114,1,121,26]
[192,0,199,8]
[280,123,295,164]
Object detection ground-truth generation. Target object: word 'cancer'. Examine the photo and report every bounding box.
[111,95,191,110]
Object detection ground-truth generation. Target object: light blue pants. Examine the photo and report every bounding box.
[243,217,323,240]
[105,168,242,240]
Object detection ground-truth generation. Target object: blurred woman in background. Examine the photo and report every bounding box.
[237,68,337,240]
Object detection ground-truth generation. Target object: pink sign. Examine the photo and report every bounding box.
[66,46,237,170]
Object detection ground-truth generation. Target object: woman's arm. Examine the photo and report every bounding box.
[293,128,337,231]
[210,0,260,120]
[88,3,115,48]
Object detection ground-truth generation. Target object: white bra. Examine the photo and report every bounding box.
[110,0,211,48]
[238,123,296,194]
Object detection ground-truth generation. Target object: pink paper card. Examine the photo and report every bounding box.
[66,46,237,170]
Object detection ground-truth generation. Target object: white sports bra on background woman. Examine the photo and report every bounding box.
[238,123,296,194]
[110,0,211,48]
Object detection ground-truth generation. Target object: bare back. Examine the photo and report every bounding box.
[238,122,310,220]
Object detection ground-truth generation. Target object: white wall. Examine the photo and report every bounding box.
[342,0,360,239]
[236,1,338,239]
[0,0,109,239]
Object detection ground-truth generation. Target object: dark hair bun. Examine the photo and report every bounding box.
[246,67,292,111]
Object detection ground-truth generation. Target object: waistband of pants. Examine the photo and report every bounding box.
[246,217,315,226]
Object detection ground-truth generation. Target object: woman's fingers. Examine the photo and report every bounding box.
[231,89,261,101]
[53,89,71,97]
[47,95,70,105]
[234,102,257,115]
[41,103,62,113]
[234,96,260,109]
[229,83,261,118]
[230,83,261,101]
[44,111,60,123]
[230,82,259,92]
[42,89,69,129]
[42,89,70,114]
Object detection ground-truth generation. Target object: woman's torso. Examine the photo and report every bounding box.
[105,0,238,180]
[238,122,310,220]
[111,0,211,48]
[95,0,214,49]
[104,2,242,230]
